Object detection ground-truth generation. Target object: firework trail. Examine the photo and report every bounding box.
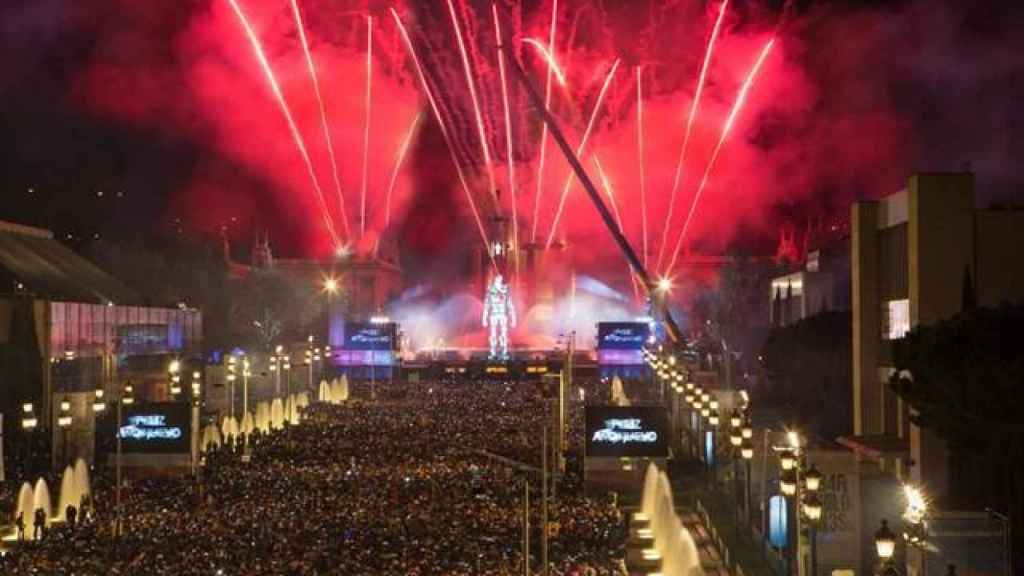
[493,4,519,271]
[665,38,775,275]
[288,0,350,240]
[384,110,424,229]
[360,15,372,239]
[522,39,568,87]
[447,0,498,204]
[531,0,559,243]
[391,8,493,262]
[545,58,621,249]
[636,65,648,270]
[657,0,730,272]
[226,0,339,247]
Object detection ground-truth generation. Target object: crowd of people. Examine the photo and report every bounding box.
[1,378,629,575]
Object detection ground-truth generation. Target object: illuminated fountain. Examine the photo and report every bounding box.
[318,379,330,402]
[628,463,702,575]
[240,411,255,436]
[270,398,285,430]
[221,415,240,443]
[255,401,271,432]
[296,392,310,409]
[201,423,223,452]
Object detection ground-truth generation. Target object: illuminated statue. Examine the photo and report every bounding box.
[482,274,516,360]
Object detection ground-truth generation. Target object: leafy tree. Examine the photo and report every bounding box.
[759,310,852,440]
[890,304,1024,565]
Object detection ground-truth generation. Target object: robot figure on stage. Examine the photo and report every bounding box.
[482,274,516,360]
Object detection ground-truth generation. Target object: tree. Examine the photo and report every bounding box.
[890,304,1024,566]
[759,310,852,440]
[228,269,321,350]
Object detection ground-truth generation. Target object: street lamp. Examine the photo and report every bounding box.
[92,388,106,413]
[58,399,73,466]
[227,355,237,419]
[876,518,897,561]
[22,403,38,430]
[804,464,824,576]
[169,359,182,399]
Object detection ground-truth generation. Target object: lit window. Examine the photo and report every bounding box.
[884,299,910,340]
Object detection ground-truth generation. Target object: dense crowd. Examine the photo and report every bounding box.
[1,379,628,575]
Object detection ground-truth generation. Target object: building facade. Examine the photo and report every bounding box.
[848,172,1024,503]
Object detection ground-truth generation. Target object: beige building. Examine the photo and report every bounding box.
[847,172,1024,504]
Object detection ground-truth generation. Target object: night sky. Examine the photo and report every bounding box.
[2,0,1022,267]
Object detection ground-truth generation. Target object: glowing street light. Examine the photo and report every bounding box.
[875,519,897,560]
[323,277,339,294]
[656,276,673,293]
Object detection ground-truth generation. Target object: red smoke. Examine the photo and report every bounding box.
[72,0,913,294]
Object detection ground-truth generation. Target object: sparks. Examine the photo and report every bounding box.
[226,0,339,248]
[288,0,350,240]
[545,58,621,249]
[447,0,498,204]
[384,111,424,229]
[531,0,558,243]
[665,38,775,275]
[493,4,519,273]
[658,0,730,272]
[360,15,372,239]
[522,38,567,87]
[391,8,493,262]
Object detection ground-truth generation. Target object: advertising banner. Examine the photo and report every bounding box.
[596,323,649,350]
[584,406,668,458]
[343,322,397,351]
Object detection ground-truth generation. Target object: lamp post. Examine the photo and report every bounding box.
[226,355,237,420]
[779,447,798,575]
[875,519,900,575]
[803,465,823,576]
[241,359,251,417]
[115,382,133,539]
[168,359,182,401]
[57,399,73,466]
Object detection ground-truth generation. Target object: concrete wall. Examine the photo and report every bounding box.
[851,202,881,436]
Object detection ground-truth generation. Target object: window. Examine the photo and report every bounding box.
[883,299,910,340]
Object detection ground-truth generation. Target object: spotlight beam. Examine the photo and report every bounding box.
[361,15,372,239]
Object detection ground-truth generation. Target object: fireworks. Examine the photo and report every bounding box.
[546,58,621,249]
[288,0,350,240]
[658,0,730,272]
[226,0,339,249]
[221,0,781,291]
[665,38,776,276]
